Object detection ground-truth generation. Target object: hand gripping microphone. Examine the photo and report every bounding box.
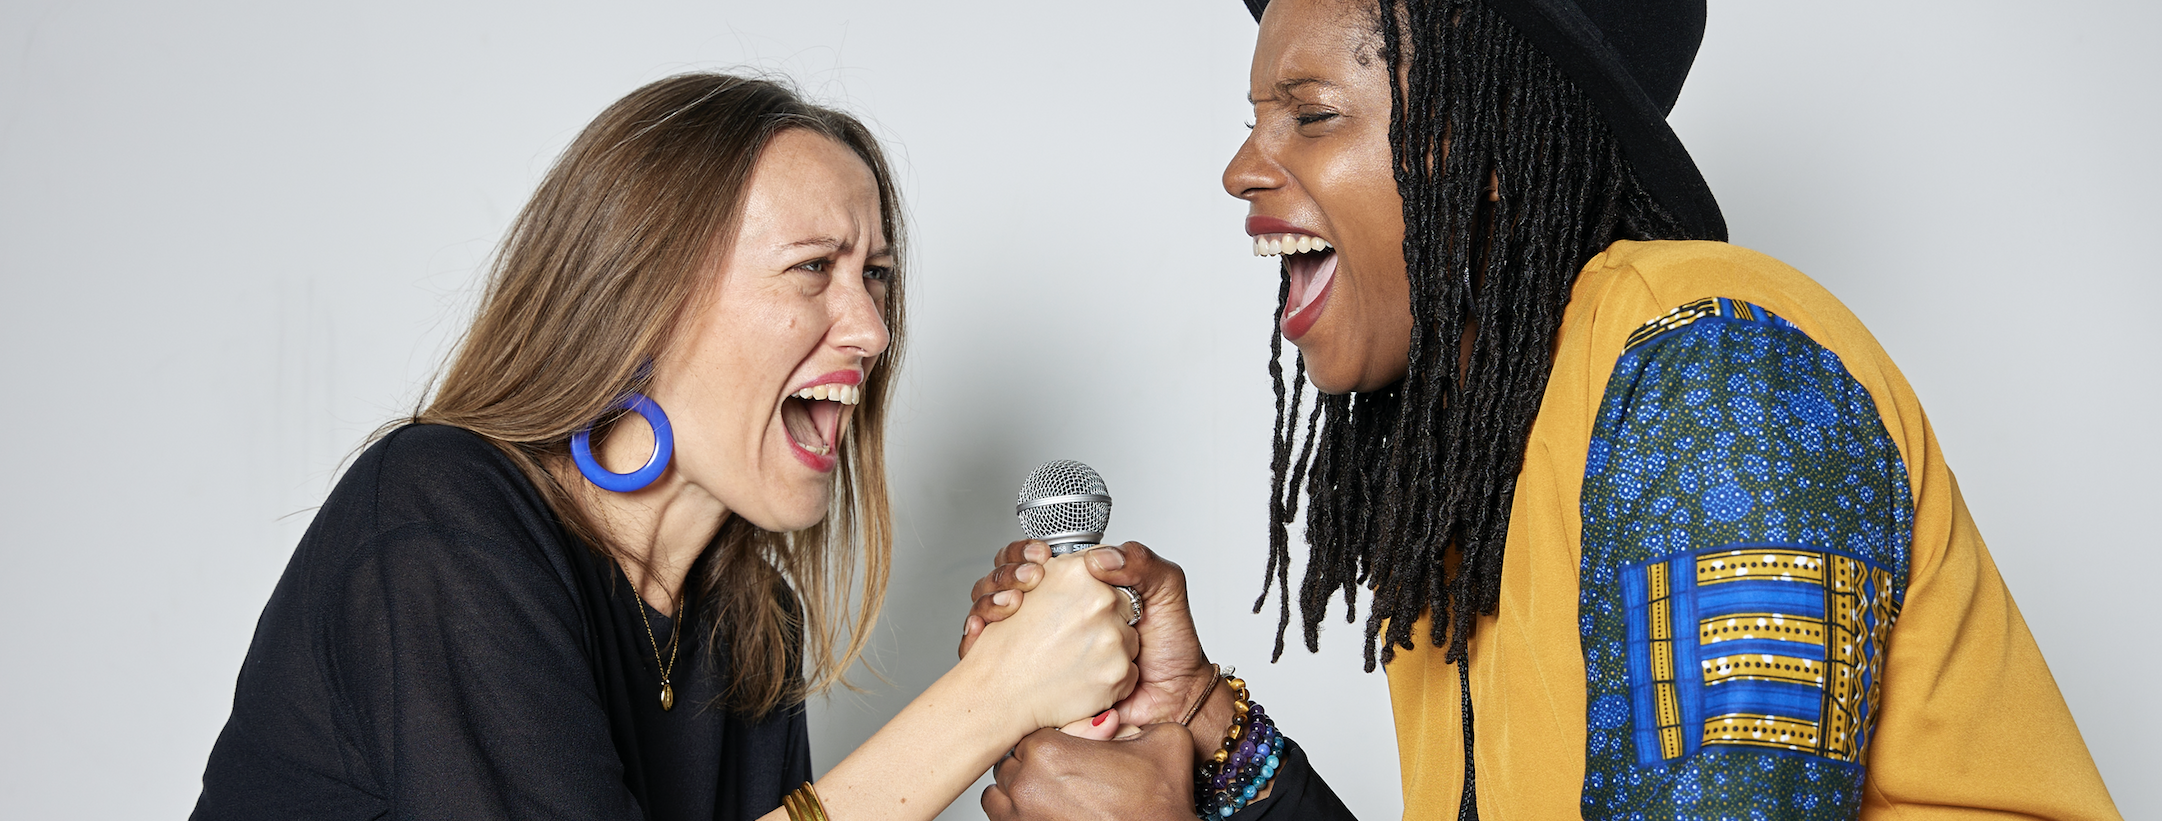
[1015,460,1140,625]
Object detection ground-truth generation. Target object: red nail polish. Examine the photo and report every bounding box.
[1091,710,1110,727]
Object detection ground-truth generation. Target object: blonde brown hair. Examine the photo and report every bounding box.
[408,72,902,718]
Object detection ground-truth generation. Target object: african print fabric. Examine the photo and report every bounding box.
[1579,298,1914,820]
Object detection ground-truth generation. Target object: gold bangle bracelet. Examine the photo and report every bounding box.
[784,782,830,821]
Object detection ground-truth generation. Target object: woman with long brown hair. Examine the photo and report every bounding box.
[191,72,1140,821]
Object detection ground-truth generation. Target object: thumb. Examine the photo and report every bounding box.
[1058,708,1121,741]
[1082,542,1183,600]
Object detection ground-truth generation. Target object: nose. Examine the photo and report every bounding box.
[1222,130,1282,202]
[829,273,891,361]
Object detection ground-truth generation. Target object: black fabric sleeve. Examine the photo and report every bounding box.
[1231,739,1357,820]
[331,521,647,820]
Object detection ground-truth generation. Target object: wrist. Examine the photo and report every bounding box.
[1162,661,1217,724]
[946,642,1045,741]
[1186,675,1237,764]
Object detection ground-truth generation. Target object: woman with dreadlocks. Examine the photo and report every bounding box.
[960,0,2120,819]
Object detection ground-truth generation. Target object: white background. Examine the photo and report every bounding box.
[2,1,2153,818]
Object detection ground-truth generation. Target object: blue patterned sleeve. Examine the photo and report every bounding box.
[1577,298,1915,821]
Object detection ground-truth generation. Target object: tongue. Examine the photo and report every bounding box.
[808,399,842,446]
[781,398,825,451]
[1284,251,1338,318]
[781,397,845,453]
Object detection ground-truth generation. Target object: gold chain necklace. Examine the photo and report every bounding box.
[626,567,686,711]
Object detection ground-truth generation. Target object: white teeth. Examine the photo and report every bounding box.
[792,383,862,405]
[1248,232,1334,258]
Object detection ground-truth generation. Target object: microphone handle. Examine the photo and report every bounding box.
[1048,540,1098,557]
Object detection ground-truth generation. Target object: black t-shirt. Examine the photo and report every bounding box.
[193,425,811,821]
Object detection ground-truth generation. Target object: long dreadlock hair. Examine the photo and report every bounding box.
[1258,0,1703,673]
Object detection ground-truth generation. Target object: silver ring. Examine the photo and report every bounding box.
[1116,585,1142,626]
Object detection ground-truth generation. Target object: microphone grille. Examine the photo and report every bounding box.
[1015,459,1112,549]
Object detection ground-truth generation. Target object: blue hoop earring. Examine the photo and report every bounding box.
[570,392,674,493]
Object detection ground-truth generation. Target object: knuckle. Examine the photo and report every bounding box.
[1014,729,1047,755]
[1029,740,1066,768]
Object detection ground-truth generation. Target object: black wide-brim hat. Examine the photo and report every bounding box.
[1241,0,1726,241]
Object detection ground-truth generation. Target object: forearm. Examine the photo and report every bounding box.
[766,655,1033,821]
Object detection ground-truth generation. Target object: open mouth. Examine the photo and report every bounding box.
[779,381,861,468]
[1253,232,1338,340]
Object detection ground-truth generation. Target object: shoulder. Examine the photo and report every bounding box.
[1574,240,1852,342]
[338,425,558,536]
[1564,240,1930,475]
[362,423,529,492]
[300,425,583,595]
[1573,240,1887,382]
[232,427,601,741]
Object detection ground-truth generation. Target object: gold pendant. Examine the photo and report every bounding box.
[660,682,675,711]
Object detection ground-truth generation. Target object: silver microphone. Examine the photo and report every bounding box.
[1016,459,1140,626]
[1015,459,1113,556]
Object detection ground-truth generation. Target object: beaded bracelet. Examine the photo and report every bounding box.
[1192,673,1287,819]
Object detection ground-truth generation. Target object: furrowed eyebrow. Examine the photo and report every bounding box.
[1248,77,1336,104]
[779,236,849,253]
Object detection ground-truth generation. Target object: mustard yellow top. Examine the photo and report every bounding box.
[1384,240,2119,819]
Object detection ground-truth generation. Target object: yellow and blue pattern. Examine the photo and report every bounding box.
[1581,298,1912,820]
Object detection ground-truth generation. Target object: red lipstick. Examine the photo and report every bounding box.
[791,370,862,394]
[1245,216,1317,237]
